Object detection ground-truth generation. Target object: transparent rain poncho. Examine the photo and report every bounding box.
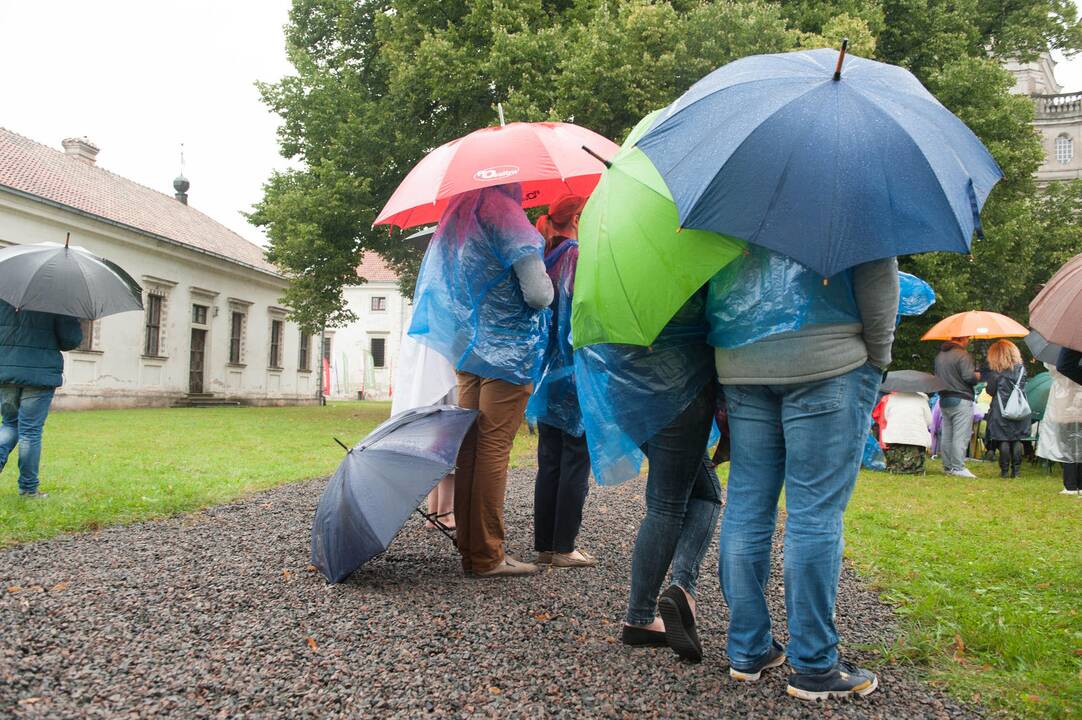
[705,245,859,349]
[408,184,550,386]
[574,292,714,485]
[897,271,936,321]
[526,240,583,436]
[1036,365,1082,463]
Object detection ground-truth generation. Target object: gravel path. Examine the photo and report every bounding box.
[0,468,981,719]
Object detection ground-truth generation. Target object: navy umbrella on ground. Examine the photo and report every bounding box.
[311,405,478,583]
[1024,330,1063,365]
[0,236,143,319]
[636,44,1003,277]
[882,370,947,394]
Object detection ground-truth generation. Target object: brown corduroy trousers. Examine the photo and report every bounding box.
[453,371,531,573]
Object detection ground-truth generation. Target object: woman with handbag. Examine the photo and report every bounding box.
[985,340,1032,478]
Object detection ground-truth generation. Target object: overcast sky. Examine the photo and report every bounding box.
[1,0,1080,248]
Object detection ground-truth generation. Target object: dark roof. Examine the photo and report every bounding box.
[0,127,278,275]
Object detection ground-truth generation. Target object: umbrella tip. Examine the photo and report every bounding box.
[581,145,612,168]
[497,102,506,127]
[833,38,849,81]
[64,232,70,248]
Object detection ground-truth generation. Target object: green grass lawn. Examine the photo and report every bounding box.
[0,402,540,547]
[1,404,1078,717]
[845,462,1081,719]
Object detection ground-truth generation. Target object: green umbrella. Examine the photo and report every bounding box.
[1025,371,1052,420]
[571,111,745,348]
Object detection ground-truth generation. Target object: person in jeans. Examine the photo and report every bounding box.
[0,300,82,498]
[984,340,1030,478]
[711,256,898,699]
[408,184,553,578]
[934,337,980,477]
[528,194,595,568]
[611,292,722,663]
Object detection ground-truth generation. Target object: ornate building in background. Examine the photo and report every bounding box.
[1005,54,1082,182]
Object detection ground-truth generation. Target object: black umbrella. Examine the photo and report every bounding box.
[1023,330,1063,365]
[405,225,436,252]
[0,236,143,319]
[881,370,947,394]
[310,405,478,583]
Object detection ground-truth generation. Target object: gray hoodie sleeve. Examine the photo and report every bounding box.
[854,257,899,370]
[512,254,554,309]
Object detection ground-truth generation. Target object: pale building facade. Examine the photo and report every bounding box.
[1006,55,1082,182]
[325,254,408,401]
[0,129,318,409]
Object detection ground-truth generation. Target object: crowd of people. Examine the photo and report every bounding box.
[391,184,901,701]
[873,334,1082,492]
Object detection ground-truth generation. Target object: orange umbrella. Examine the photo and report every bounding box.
[1029,253,1082,352]
[921,310,1028,341]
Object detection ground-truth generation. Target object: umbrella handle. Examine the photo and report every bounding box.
[415,508,456,543]
[833,38,849,81]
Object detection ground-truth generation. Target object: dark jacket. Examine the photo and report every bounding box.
[985,363,1031,442]
[1057,347,1082,387]
[934,342,979,400]
[0,301,83,388]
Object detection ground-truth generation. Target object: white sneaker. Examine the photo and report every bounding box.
[1059,488,1080,495]
[950,468,977,478]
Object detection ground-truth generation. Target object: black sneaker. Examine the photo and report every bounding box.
[729,640,787,682]
[657,585,702,663]
[787,660,878,700]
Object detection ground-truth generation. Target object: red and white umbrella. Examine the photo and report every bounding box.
[374,122,619,229]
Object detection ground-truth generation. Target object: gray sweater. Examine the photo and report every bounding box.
[715,258,899,385]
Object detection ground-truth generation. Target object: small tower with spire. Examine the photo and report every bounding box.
[173,143,190,205]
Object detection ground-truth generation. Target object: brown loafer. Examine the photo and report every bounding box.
[535,551,554,565]
[551,549,597,568]
[473,556,539,578]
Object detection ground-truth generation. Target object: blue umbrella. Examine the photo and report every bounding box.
[636,45,1004,277]
[310,405,477,583]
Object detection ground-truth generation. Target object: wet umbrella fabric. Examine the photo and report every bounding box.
[882,370,947,394]
[1024,330,1063,365]
[1029,252,1082,352]
[921,310,1028,341]
[0,242,143,319]
[636,48,1003,277]
[374,122,619,230]
[310,406,478,583]
[572,109,745,348]
[1025,371,1052,420]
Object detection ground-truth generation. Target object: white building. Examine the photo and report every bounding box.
[0,128,318,409]
[1006,54,1082,182]
[324,254,408,401]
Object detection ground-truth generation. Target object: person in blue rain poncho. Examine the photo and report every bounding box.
[525,195,596,569]
[706,245,898,700]
[575,290,722,663]
[409,183,553,578]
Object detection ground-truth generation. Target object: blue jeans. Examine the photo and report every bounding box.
[720,363,880,673]
[0,385,56,493]
[626,384,722,625]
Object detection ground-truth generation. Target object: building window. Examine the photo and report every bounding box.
[77,319,94,351]
[322,336,332,362]
[1055,134,1073,165]
[229,312,244,364]
[144,293,163,356]
[269,319,284,369]
[370,337,386,368]
[192,304,208,325]
[299,331,311,371]
[371,296,387,312]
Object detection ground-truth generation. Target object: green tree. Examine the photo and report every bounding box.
[256,0,1081,344]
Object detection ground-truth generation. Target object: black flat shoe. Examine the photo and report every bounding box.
[658,585,703,663]
[620,625,668,647]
